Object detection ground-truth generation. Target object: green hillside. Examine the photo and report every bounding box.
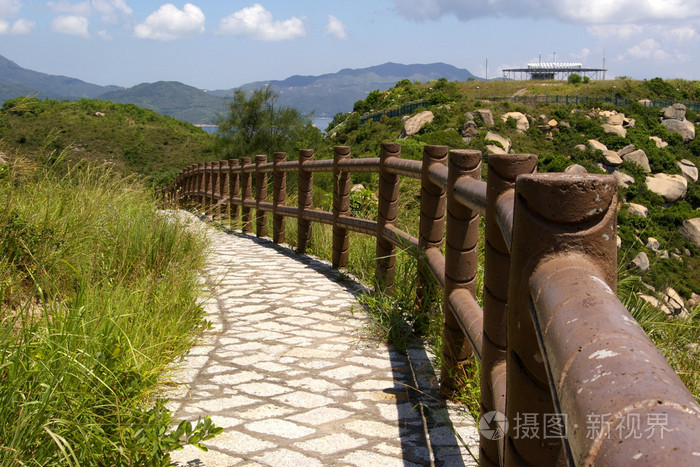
[0,97,216,185]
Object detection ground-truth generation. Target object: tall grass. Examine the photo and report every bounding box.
[0,158,218,465]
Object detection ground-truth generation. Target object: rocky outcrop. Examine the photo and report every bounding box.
[680,217,700,248]
[600,110,627,137]
[622,149,651,173]
[461,120,479,139]
[602,123,627,137]
[650,136,668,148]
[678,159,699,182]
[564,164,587,174]
[400,111,434,138]
[630,251,650,272]
[613,170,635,188]
[645,173,688,202]
[588,139,608,152]
[661,104,696,141]
[627,203,648,217]
[485,131,511,154]
[475,109,494,127]
[603,150,622,166]
[501,112,529,132]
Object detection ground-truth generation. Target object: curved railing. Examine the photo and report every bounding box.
[158,143,700,466]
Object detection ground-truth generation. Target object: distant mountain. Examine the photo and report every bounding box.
[0,54,121,100]
[98,81,226,124]
[212,62,480,117]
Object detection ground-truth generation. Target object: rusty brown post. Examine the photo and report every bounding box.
[480,153,537,467]
[255,154,268,238]
[440,149,482,394]
[297,149,314,253]
[218,160,229,221]
[205,161,213,216]
[505,173,618,466]
[186,164,195,204]
[272,152,287,244]
[416,145,448,332]
[240,157,253,233]
[332,146,352,268]
[375,142,401,293]
[197,162,205,211]
[212,161,221,219]
[228,159,240,229]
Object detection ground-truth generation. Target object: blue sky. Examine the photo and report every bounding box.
[1,1,699,90]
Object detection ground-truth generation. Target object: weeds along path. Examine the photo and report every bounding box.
[163,210,478,466]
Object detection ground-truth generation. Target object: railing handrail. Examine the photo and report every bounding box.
[158,144,700,466]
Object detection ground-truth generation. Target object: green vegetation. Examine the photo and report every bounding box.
[0,96,217,186]
[0,155,221,464]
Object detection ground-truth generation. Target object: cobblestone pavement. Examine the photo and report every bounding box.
[164,212,479,466]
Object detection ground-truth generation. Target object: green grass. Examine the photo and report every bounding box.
[0,157,221,465]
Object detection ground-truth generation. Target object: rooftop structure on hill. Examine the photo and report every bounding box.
[503,61,607,81]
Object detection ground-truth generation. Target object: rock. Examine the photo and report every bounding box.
[627,203,648,217]
[645,173,688,202]
[680,217,700,248]
[547,119,558,128]
[646,237,660,251]
[624,117,636,128]
[638,294,672,316]
[588,139,608,152]
[602,123,627,137]
[688,292,700,308]
[678,159,698,182]
[95,111,105,117]
[663,287,688,317]
[574,144,586,151]
[486,145,508,155]
[631,251,650,272]
[600,110,625,125]
[618,144,637,157]
[650,136,668,148]
[613,171,635,189]
[401,111,434,138]
[603,150,623,166]
[564,164,587,174]
[663,103,686,120]
[461,120,479,138]
[501,112,529,132]
[622,149,651,173]
[616,235,622,249]
[485,131,511,153]
[475,109,494,127]
[661,118,695,141]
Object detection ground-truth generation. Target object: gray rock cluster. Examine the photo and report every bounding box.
[661,103,696,142]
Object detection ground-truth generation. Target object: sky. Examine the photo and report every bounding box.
[0,0,699,90]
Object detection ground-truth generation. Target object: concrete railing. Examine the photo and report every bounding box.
[158,144,700,466]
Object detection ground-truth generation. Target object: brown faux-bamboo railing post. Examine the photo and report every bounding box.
[186,165,195,205]
[480,153,537,467]
[212,161,221,219]
[204,161,213,217]
[297,149,314,253]
[505,174,617,466]
[218,160,229,221]
[240,157,253,233]
[440,149,482,394]
[255,154,268,238]
[228,159,240,229]
[376,142,401,293]
[416,145,448,333]
[197,162,205,212]
[332,146,352,268]
[272,152,287,244]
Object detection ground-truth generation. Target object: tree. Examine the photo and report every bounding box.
[217,87,320,159]
[568,73,582,85]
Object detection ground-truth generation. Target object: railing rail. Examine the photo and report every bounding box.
[158,144,700,466]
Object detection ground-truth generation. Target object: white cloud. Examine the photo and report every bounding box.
[0,17,33,34]
[587,24,643,39]
[48,1,92,16]
[218,3,306,41]
[134,3,205,41]
[668,26,696,41]
[324,14,348,39]
[51,14,90,37]
[621,38,669,60]
[392,0,700,24]
[0,0,21,17]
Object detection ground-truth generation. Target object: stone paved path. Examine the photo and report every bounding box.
[164,212,479,466]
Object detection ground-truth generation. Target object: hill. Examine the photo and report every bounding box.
[98,81,227,124]
[0,54,120,99]
[0,97,215,185]
[212,62,479,118]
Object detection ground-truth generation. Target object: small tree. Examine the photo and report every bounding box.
[217,87,320,159]
[568,73,582,85]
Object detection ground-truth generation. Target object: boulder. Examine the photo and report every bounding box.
[680,217,700,248]
[574,144,587,151]
[501,112,529,132]
[588,139,608,152]
[663,103,686,120]
[622,149,651,173]
[631,251,650,272]
[664,287,685,313]
[627,203,648,217]
[678,159,699,182]
[616,235,622,249]
[547,119,558,128]
[618,144,637,157]
[602,123,627,137]
[602,150,622,166]
[475,109,494,127]
[461,120,479,138]
[485,131,511,153]
[613,170,635,188]
[600,110,625,125]
[646,237,660,251]
[661,118,695,142]
[638,294,672,316]
[645,173,688,203]
[650,136,668,148]
[688,292,700,308]
[623,117,636,128]
[564,164,587,174]
[401,110,434,138]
